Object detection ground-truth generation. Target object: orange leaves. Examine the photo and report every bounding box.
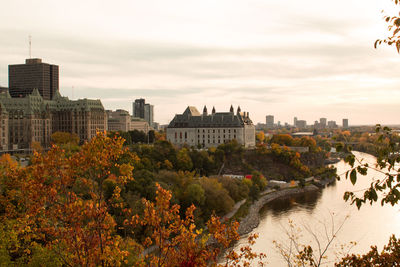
[0,131,265,266]
[0,153,18,169]
[125,183,265,267]
[0,132,135,265]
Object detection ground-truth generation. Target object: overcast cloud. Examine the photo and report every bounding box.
[0,0,399,125]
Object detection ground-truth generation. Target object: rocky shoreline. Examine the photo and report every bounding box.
[237,184,320,236]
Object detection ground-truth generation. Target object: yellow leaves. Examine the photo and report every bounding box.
[256,131,265,143]
[0,154,18,169]
[119,163,133,176]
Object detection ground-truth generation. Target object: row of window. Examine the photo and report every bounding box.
[197,129,237,134]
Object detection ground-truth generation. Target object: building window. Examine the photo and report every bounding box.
[180,132,182,139]
[223,129,225,133]
[234,129,236,133]
[185,132,187,139]
[213,130,215,133]
[175,132,177,139]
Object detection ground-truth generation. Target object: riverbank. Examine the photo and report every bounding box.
[237,184,319,235]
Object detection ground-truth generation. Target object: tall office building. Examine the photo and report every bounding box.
[132,98,154,127]
[319,118,327,128]
[266,115,274,128]
[294,117,298,127]
[342,118,349,128]
[8,58,59,100]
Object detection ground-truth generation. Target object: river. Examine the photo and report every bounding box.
[234,151,400,266]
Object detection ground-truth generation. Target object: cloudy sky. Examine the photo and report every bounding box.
[0,0,399,125]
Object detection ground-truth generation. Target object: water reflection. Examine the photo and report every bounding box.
[235,152,400,266]
[260,190,322,217]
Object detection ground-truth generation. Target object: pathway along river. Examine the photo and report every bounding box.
[234,151,400,266]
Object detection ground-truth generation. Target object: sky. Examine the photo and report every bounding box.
[0,0,399,125]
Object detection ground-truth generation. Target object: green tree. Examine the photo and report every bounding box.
[199,177,234,220]
[176,148,193,171]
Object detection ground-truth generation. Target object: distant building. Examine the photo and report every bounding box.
[130,117,151,133]
[0,89,107,150]
[167,105,255,148]
[294,117,298,127]
[327,120,337,128]
[132,98,154,127]
[0,58,107,151]
[107,109,132,132]
[266,115,274,128]
[107,109,151,133]
[342,118,349,128]
[9,58,59,100]
[296,120,307,129]
[319,118,327,128]
[255,123,266,130]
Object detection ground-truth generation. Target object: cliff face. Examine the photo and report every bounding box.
[221,150,326,181]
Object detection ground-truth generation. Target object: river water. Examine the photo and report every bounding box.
[235,151,400,266]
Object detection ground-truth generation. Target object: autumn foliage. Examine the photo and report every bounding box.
[0,132,264,266]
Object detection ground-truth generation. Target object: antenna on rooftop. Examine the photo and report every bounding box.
[29,35,32,59]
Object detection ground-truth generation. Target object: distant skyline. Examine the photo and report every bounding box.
[1,0,399,125]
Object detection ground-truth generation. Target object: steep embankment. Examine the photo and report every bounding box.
[222,150,319,181]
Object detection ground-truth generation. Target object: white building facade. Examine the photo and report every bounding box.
[167,105,255,148]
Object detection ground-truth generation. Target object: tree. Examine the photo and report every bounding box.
[256,131,265,144]
[270,134,294,146]
[339,125,400,209]
[335,125,400,263]
[51,131,79,145]
[199,177,235,220]
[0,132,133,265]
[127,183,266,267]
[0,132,267,266]
[177,148,193,171]
[375,0,400,52]
[336,235,400,266]
[274,215,351,267]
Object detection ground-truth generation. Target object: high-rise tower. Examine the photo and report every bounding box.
[8,58,59,100]
[132,98,154,127]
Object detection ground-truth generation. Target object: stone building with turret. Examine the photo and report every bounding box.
[0,89,107,150]
[166,105,255,148]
